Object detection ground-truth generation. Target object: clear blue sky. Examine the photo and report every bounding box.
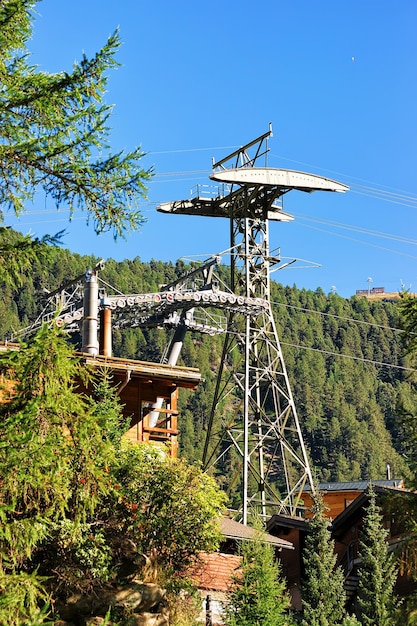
[6,0,417,298]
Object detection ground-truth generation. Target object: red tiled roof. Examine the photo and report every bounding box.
[190,517,294,592]
[191,552,242,592]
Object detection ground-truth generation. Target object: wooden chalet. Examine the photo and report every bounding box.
[266,513,308,610]
[192,516,294,625]
[267,480,417,610]
[0,342,203,458]
[78,352,203,457]
[302,479,405,519]
[331,483,417,603]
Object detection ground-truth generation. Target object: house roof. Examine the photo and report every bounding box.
[220,516,294,550]
[192,516,294,593]
[303,479,404,493]
[266,512,309,533]
[0,343,204,390]
[79,351,203,389]
[192,552,242,592]
[331,484,417,534]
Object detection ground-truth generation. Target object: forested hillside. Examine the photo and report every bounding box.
[1,235,414,485]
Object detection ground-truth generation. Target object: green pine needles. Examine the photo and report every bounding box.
[301,491,348,626]
[0,323,116,623]
[0,0,152,238]
[224,514,294,626]
[0,323,227,624]
[355,486,400,625]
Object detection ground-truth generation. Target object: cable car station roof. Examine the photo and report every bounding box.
[157,167,348,220]
[79,352,203,389]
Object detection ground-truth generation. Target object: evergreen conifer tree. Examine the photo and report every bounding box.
[88,366,130,445]
[301,490,347,626]
[224,515,294,626]
[0,0,151,253]
[0,323,116,624]
[0,325,227,624]
[355,486,400,625]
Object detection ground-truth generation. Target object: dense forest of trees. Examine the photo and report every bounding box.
[1,4,416,623]
[1,237,414,487]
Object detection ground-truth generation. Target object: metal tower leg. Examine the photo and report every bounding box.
[156,127,348,520]
[203,214,314,520]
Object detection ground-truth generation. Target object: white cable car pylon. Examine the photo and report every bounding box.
[12,126,348,523]
[157,126,349,522]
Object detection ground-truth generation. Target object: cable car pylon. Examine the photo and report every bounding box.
[157,126,349,522]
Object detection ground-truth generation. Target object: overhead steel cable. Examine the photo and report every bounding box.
[293,221,417,260]
[280,341,416,373]
[351,187,417,208]
[223,325,414,373]
[352,183,417,204]
[269,152,417,201]
[148,146,239,156]
[293,214,417,246]
[270,300,406,334]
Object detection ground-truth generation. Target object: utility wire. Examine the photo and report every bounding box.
[294,221,417,261]
[7,151,417,240]
[293,214,417,246]
[271,300,405,334]
[280,341,416,373]
[148,146,239,156]
[225,326,413,373]
[13,200,417,252]
[269,152,417,199]
[143,146,415,206]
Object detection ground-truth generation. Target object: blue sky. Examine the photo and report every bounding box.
[6,0,417,298]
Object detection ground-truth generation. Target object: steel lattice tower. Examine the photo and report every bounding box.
[158,127,348,522]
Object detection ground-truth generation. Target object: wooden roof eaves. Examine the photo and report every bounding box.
[0,343,204,389]
[220,517,294,550]
[266,513,309,534]
[331,485,417,534]
[78,352,204,389]
[303,479,404,493]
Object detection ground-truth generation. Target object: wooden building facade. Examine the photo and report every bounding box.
[0,342,203,458]
[267,480,417,609]
[79,352,203,457]
[301,479,405,519]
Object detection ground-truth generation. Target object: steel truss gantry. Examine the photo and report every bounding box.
[12,127,348,523]
[158,126,348,522]
[11,256,267,347]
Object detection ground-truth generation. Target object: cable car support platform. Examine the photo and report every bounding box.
[11,127,348,523]
[157,126,348,522]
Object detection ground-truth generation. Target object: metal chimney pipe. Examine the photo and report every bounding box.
[99,301,112,357]
[81,268,99,355]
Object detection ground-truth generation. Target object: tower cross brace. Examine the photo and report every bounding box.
[14,128,349,523]
[157,127,348,522]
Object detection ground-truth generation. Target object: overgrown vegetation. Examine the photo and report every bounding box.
[0,324,226,624]
[1,241,413,487]
[224,515,294,626]
[301,491,350,626]
[355,487,400,625]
